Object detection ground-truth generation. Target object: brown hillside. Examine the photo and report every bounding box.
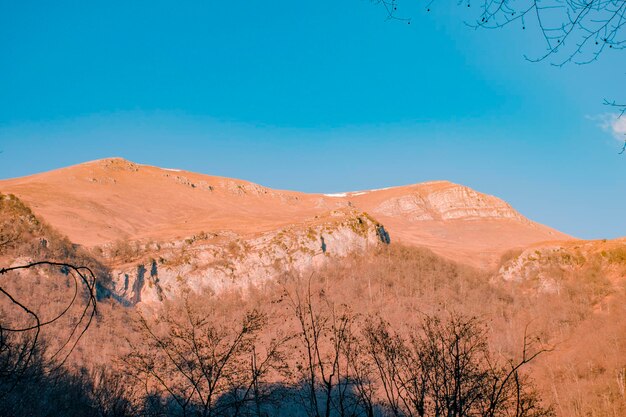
[0,158,571,268]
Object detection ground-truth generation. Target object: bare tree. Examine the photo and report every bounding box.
[378,0,625,65]
[360,313,554,417]
[88,366,138,417]
[0,261,97,398]
[467,0,625,65]
[285,277,363,417]
[125,299,288,417]
[362,317,428,417]
[466,0,626,145]
[342,329,378,417]
[376,0,626,152]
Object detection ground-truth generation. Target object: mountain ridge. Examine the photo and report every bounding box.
[0,157,571,269]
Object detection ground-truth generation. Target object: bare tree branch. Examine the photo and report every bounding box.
[0,261,97,397]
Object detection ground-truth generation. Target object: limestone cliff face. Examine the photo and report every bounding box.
[496,246,574,294]
[106,211,386,305]
[370,181,524,222]
[496,239,626,294]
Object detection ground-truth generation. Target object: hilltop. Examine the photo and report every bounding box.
[0,158,569,270]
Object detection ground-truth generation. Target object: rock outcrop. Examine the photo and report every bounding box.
[106,210,385,305]
[496,238,626,294]
[367,181,524,222]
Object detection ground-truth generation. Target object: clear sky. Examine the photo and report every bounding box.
[0,0,624,239]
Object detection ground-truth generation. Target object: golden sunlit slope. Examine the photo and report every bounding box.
[0,158,571,267]
[345,182,571,268]
[0,158,337,246]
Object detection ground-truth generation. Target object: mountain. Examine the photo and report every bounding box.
[3,159,623,417]
[0,157,569,271]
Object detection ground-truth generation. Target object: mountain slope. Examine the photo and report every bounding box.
[0,158,570,268]
[346,182,569,267]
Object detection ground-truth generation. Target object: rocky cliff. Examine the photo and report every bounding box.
[364,181,524,221]
[105,210,387,305]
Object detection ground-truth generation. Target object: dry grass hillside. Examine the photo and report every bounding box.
[0,158,570,268]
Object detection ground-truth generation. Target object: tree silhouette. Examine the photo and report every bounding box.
[124,298,289,416]
[378,0,625,64]
[360,313,554,417]
[375,0,626,152]
[0,261,97,398]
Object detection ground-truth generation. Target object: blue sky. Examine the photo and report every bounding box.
[0,0,624,239]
